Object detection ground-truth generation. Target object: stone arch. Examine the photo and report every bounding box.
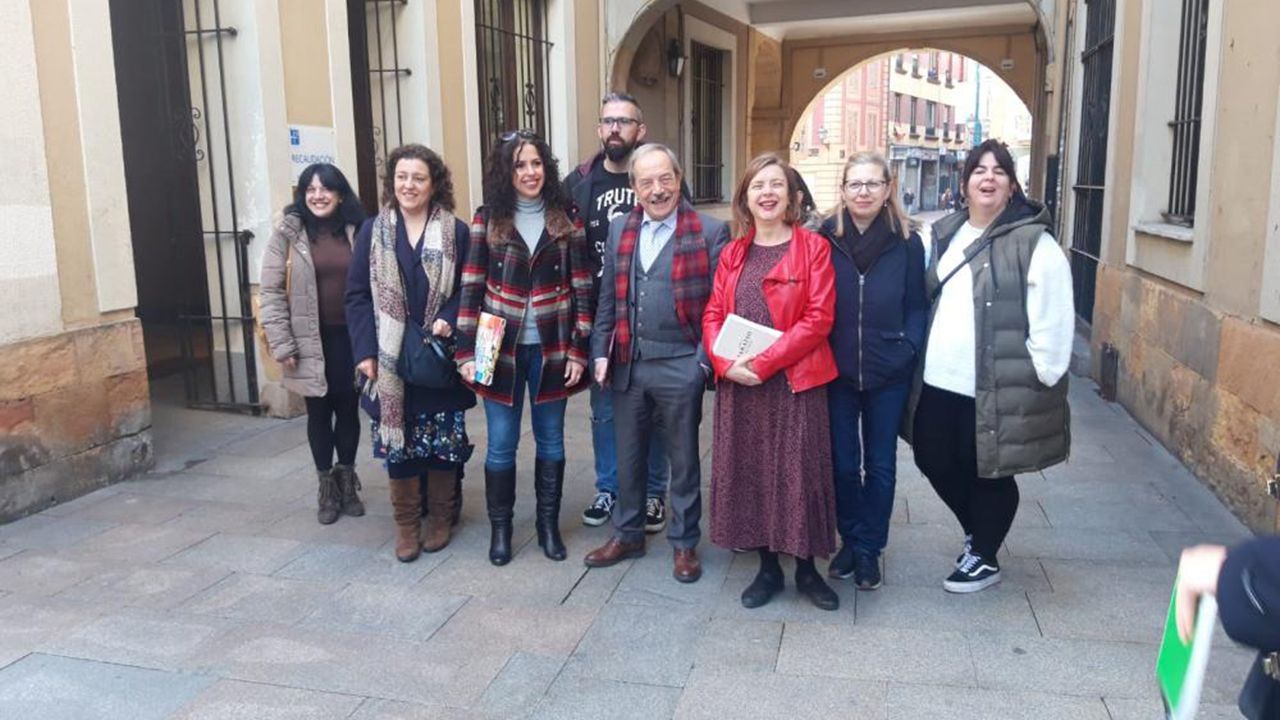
[781,42,1036,147]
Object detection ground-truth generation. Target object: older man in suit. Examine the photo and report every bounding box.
[582,143,729,582]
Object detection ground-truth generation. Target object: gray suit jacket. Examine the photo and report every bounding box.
[592,210,730,391]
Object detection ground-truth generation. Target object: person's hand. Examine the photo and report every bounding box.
[724,355,762,386]
[460,361,477,384]
[565,359,585,387]
[432,319,453,337]
[1175,544,1228,643]
[281,356,298,371]
[593,359,609,386]
[357,357,377,381]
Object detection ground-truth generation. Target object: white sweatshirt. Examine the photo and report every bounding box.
[923,221,1074,397]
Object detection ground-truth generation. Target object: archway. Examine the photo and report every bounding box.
[788,48,1033,217]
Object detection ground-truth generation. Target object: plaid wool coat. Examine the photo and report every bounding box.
[455,206,595,406]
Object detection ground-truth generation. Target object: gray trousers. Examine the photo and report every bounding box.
[611,354,704,548]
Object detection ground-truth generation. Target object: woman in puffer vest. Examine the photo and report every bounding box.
[903,139,1074,594]
[259,163,367,526]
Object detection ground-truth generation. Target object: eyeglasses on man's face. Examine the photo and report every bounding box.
[844,180,887,193]
[598,117,640,129]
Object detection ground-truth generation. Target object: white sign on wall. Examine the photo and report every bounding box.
[288,124,337,178]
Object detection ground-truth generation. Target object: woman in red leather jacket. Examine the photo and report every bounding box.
[703,153,840,611]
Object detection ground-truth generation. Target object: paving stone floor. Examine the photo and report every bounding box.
[0,375,1257,719]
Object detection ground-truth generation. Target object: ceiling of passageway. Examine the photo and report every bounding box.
[696,0,1040,40]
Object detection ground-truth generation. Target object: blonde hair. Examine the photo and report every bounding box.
[731,153,802,237]
[828,151,911,239]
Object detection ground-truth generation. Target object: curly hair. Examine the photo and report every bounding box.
[286,163,366,230]
[381,144,455,212]
[480,132,569,220]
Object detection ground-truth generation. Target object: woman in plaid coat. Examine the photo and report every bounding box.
[456,131,595,566]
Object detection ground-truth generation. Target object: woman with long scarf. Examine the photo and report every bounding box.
[346,144,475,562]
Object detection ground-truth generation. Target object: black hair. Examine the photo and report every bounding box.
[960,139,1024,201]
[381,144,456,211]
[287,163,365,234]
[480,132,569,220]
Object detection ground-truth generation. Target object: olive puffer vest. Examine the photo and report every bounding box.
[903,199,1071,478]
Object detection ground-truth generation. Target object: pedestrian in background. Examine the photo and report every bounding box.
[582,143,729,583]
[457,130,594,566]
[346,144,475,562]
[819,152,927,590]
[903,138,1074,593]
[259,163,367,525]
[703,154,840,611]
[565,92,671,532]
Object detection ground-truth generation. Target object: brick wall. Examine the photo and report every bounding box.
[0,319,153,520]
[1093,263,1280,533]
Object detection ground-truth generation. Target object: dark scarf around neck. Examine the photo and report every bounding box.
[841,209,898,274]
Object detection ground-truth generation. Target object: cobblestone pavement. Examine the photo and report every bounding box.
[0,375,1256,719]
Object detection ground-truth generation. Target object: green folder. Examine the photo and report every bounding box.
[1156,578,1217,720]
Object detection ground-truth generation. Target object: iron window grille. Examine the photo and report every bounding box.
[690,41,726,203]
[349,0,410,214]
[1164,0,1210,226]
[475,0,553,162]
[1070,0,1117,322]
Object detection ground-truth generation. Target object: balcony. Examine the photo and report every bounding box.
[925,126,938,139]
[927,69,940,84]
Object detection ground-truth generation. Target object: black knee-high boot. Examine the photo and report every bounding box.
[533,458,566,561]
[485,466,516,566]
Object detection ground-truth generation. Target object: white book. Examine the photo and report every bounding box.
[712,313,783,361]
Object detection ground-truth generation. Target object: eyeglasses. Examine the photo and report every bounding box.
[501,129,538,142]
[599,117,640,129]
[844,180,887,193]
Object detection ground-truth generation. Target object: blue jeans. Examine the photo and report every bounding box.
[590,384,669,497]
[827,378,910,557]
[483,344,567,470]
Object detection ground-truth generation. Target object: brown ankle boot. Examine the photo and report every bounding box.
[389,478,422,562]
[422,469,457,553]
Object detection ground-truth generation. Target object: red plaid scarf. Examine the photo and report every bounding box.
[613,200,711,364]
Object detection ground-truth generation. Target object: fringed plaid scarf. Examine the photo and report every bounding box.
[369,205,456,450]
[612,200,711,364]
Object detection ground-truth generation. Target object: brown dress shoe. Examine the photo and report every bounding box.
[583,537,645,568]
[673,548,702,583]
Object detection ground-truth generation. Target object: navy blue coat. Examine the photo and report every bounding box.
[819,214,927,390]
[345,212,477,418]
[1218,535,1280,719]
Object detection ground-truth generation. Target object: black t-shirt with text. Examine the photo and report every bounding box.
[585,163,635,278]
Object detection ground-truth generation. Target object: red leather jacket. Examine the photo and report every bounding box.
[702,225,838,393]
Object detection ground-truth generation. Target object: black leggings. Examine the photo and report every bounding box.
[306,325,360,471]
[912,384,1019,561]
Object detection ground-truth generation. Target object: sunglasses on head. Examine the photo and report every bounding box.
[501,129,539,143]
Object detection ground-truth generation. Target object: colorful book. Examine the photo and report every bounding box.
[472,312,506,387]
[1156,580,1217,720]
[712,313,782,361]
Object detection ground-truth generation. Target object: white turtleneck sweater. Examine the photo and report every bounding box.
[922,220,1075,397]
[514,196,546,344]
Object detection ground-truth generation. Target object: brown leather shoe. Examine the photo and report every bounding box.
[583,537,645,568]
[673,548,702,583]
[389,478,422,563]
[421,469,456,553]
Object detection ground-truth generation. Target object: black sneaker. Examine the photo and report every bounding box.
[828,544,856,579]
[644,496,666,534]
[853,552,882,591]
[581,491,615,526]
[956,534,973,567]
[943,552,1001,593]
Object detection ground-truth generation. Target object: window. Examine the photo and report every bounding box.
[1165,0,1211,226]
[348,0,413,214]
[893,92,903,122]
[690,41,727,202]
[925,101,937,137]
[474,0,553,162]
[895,53,905,74]
[927,51,940,83]
[911,54,921,78]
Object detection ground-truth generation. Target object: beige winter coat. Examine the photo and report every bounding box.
[259,214,356,397]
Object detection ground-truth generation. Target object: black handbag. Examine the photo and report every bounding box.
[397,321,459,388]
